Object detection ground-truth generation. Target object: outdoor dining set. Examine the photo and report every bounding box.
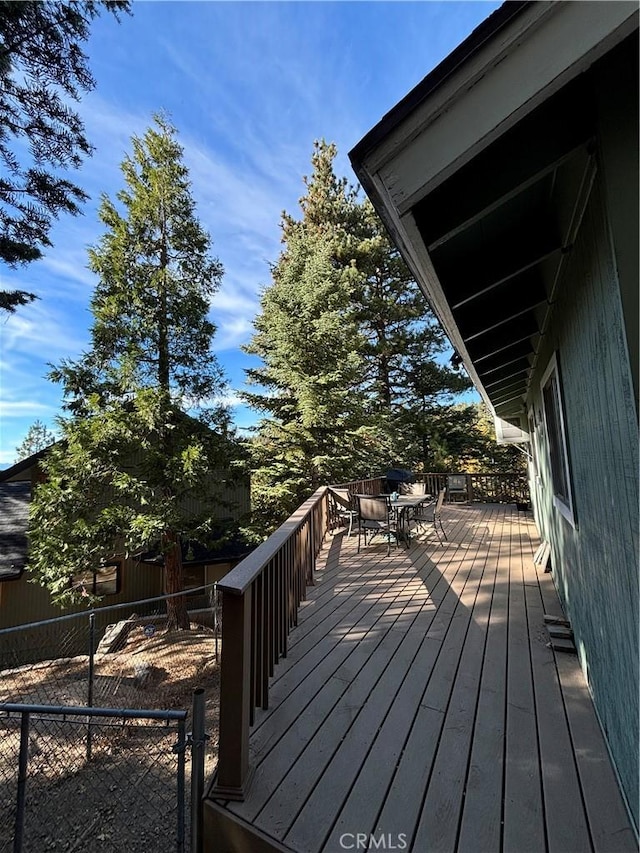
[329,482,447,556]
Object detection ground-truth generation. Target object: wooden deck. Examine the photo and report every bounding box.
[205,504,637,853]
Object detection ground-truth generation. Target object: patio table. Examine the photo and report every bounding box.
[389,494,434,541]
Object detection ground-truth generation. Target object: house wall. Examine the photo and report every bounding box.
[0,557,165,631]
[0,459,250,632]
[527,157,639,826]
[593,35,639,414]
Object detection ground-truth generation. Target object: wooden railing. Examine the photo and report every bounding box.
[331,476,385,495]
[211,469,528,800]
[211,486,330,800]
[417,472,529,504]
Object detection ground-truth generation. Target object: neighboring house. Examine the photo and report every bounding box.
[351,0,638,828]
[0,448,252,630]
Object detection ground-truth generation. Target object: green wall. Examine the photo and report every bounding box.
[528,167,639,827]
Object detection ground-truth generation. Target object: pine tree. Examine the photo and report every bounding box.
[0,1,131,312]
[243,140,488,534]
[243,141,369,531]
[347,199,471,472]
[14,420,57,462]
[29,115,233,630]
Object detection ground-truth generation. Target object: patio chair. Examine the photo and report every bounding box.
[412,488,448,542]
[355,494,406,556]
[329,488,359,536]
[446,474,468,502]
[399,481,428,496]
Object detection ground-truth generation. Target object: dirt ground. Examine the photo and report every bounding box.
[0,623,220,852]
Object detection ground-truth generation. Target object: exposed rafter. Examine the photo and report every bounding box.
[412,78,595,247]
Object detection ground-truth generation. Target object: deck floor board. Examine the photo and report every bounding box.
[210,504,636,853]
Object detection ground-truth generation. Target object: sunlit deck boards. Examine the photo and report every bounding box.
[206,504,636,853]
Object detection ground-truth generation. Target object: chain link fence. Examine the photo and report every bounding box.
[0,587,221,852]
[1,704,189,853]
[0,586,221,711]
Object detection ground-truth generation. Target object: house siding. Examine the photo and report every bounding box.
[0,557,165,631]
[0,458,250,634]
[528,171,639,825]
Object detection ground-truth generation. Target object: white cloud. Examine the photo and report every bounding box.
[211,281,260,319]
[0,400,54,417]
[213,393,245,409]
[212,316,255,353]
[38,251,97,294]
[1,301,89,362]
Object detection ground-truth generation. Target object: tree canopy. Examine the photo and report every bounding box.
[0,0,130,313]
[14,419,57,462]
[243,141,473,533]
[29,116,236,630]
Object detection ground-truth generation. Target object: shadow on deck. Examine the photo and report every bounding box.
[205,504,636,853]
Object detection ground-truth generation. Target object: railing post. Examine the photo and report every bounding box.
[211,588,253,800]
[308,512,315,585]
[466,474,474,503]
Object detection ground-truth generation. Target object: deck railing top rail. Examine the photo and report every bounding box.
[331,477,385,494]
[217,486,328,597]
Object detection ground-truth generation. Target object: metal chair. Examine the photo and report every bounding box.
[412,488,448,542]
[446,474,468,502]
[355,494,405,556]
[399,481,428,496]
[329,487,359,536]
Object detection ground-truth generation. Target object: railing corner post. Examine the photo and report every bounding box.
[210,588,253,801]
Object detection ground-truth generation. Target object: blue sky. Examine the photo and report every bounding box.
[0,0,498,466]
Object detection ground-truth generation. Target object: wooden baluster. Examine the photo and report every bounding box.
[250,576,258,724]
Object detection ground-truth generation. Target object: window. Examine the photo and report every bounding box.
[540,354,575,525]
[181,564,205,594]
[72,561,122,596]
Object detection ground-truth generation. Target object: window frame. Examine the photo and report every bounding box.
[540,352,576,528]
[72,560,122,597]
[180,563,206,596]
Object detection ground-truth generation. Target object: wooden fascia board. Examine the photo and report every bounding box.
[368,1,637,215]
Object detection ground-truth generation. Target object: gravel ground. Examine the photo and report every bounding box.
[0,625,220,852]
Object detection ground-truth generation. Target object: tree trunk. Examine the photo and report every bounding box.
[164,531,190,631]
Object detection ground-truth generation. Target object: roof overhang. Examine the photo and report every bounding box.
[350,0,638,426]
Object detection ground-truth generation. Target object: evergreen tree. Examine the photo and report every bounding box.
[0,1,130,312]
[349,200,471,472]
[14,419,57,462]
[29,115,232,630]
[430,402,527,473]
[243,141,369,531]
[243,140,509,535]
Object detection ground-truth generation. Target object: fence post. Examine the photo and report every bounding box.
[210,588,253,800]
[176,717,186,853]
[14,710,30,853]
[190,688,206,853]
[466,474,474,503]
[86,612,95,762]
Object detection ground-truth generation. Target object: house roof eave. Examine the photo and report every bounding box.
[351,2,638,424]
